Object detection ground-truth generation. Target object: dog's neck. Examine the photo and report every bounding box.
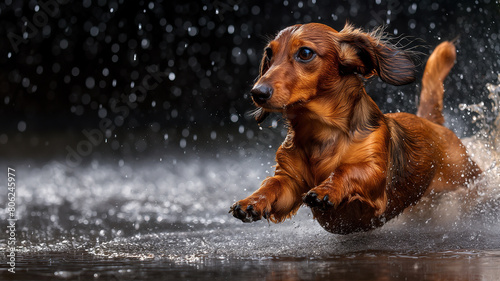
[285,81,384,148]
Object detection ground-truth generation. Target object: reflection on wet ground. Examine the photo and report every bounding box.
[3,249,500,281]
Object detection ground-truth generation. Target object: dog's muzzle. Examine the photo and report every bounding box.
[250,84,273,104]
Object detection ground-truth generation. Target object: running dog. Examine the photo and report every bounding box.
[229,23,481,234]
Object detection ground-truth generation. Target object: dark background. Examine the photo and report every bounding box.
[1,0,499,161]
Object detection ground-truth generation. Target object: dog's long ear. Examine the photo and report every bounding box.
[338,24,416,86]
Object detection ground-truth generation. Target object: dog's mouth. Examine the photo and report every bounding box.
[249,107,271,123]
[250,98,285,123]
[250,99,310,123]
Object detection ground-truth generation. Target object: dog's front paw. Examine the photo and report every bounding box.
[303,192,334,210]
[302,186,343,210]
[229,197,271,223]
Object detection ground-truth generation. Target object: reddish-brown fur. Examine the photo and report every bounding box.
[229,23,481,234]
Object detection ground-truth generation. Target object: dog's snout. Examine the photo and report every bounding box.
[251,84,273,104]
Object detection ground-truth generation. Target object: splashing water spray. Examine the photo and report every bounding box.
[449,74,500,226]
[398,75,500,230]
[459,74,500,170]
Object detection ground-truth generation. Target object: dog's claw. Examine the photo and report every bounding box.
[230,203,262,222]
[263,210,270,219]
[304,192,333,210]
[303,192,318,207]
[246,205,261,221]
[233,204,246,219]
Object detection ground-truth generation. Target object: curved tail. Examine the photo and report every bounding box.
[416,41,456,125]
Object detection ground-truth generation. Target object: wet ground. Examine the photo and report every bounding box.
[0,135,499,280]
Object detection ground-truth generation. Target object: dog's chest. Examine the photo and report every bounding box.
[306,148,341,186]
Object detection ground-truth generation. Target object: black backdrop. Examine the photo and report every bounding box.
[1,0,499,160]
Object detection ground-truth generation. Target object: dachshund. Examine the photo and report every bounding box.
[229,23,482,234]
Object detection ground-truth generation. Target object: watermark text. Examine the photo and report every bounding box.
[6,167,16,274]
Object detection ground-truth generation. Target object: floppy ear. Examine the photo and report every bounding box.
[338,25,416,86]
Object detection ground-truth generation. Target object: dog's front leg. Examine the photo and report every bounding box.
[230,172,304,223]
[303,163,388,216]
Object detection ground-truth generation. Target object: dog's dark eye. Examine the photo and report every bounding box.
[265,47,273,61]
[296,47,315,62]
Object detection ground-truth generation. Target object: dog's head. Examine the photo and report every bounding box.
[250,23,416,122]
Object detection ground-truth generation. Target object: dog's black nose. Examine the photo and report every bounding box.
[251,84,273,104]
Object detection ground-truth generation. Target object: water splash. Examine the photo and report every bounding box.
[400,74,500,234]
[457,75,500,218]
[459,74,500,162]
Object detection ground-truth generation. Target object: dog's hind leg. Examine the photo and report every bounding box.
[416,41,456,125]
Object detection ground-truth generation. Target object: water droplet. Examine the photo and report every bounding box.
[188,27,198,36]
[90,26,99,37]
[18,121,27,132]
[98,108,107,118]
[180,139,187,148]
[85,77,95,89]
[230,114,238,123]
